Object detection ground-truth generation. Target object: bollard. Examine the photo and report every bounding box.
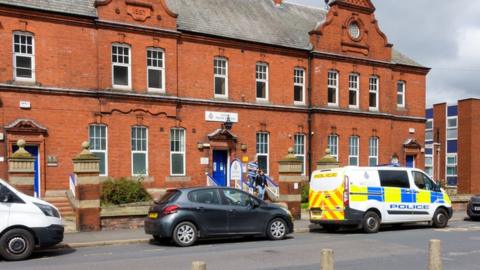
[320,249,334,270]
[192,261,206,270]
[428,239,443,270]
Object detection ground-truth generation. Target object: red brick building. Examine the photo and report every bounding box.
[426,99,480,194]
[0,0,429,199]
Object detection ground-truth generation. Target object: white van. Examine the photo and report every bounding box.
[0,179,64,261]
[309,166,452,233]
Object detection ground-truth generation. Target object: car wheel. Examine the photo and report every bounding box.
[362,211,381,233]
[322,224,339,233]
[432,209,449,228]
[172,222,197,247]
[267,218,287,240]
[0,228,35,261]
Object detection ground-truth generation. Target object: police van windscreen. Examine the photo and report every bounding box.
[310,171,343,191]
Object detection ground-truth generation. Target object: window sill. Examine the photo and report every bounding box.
[348,106,360,110]
[369,108,379,112]
[147,88,166,94]
[111,86,132,91]
[11,79,37,86]
[214,96,229,101]
[166,176,191,182]
[256,99,270,104]
[327,103,339,108]
[294,101,306,106]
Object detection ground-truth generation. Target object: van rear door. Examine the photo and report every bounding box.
[309,170,345,221]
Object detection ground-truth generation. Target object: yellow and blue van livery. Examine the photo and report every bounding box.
[309,167,453,233]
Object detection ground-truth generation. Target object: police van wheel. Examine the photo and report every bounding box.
[432,209,448,228]
[362,211,380,233]
[0,228,35,261]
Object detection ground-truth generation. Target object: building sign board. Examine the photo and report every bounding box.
[230,159,243,181]
[205,111,239,123]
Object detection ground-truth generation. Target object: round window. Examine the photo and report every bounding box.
[348,22,361,40]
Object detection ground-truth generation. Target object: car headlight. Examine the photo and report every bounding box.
[34,203,60,218]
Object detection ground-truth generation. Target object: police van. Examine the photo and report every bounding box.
[309,166,452,233]
[0,179,64,261]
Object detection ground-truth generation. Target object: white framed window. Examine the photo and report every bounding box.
[426,119,434,141]
[170,128,186,176]
[328,134,339,161]
[256,132,269,175]
[256,63,269,101]
[446,153,457,179]
[369,76,379,111]
[112,43,131,89]
[327,70,338,106]
[446,116,458,140]
[13,32,35,82]
[214,57,228,98]
[294,134,306,175]
[349,73,359,108]
[425,151,433,177]
[349,136,359,166]
[294,68,305,104]
[147,48,165,92]
[397,81,406,108]
[368,137,379,166]
[89,124,108,176]
[131,126,148,176]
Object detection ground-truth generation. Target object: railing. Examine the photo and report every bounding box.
[206,174,221,187]
[265,175,279,201]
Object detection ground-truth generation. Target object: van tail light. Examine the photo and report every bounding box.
[343,175,350,207]
[162,205,179,216]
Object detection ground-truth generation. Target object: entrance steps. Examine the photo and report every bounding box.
[43,195,78,233]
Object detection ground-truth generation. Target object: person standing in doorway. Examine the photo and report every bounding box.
[255,169,268,200]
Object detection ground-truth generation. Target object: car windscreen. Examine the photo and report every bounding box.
[155,190,180,204]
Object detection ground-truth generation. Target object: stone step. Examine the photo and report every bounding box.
[63,218,78,233]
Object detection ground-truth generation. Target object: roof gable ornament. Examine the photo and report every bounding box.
[329,0,375,14]
[5,118,48,134]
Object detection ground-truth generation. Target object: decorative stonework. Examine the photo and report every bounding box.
[126,1,152,22]
[9,140,35,172]
[317,148,340,170]
[73,142,100,174]
[278,147,302,173]
[5,119,48,134]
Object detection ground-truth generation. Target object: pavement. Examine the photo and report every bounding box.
[58,210,467,249]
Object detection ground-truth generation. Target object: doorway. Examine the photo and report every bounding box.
[12,145,41,198]
[406,155,415,168]
[212,150,228,186]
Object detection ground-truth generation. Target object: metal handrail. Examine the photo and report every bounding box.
[206,174,220,186]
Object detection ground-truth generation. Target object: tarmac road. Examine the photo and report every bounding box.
[2,219,480,270]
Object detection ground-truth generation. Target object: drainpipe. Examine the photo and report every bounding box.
[307,53,313,180]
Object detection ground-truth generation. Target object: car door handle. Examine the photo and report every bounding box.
[229,209,237,214]
[196,207,205,211]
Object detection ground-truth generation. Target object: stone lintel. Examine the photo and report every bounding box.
[278,194,301,201]
[278,163,303,174]
[76,176,101,185]
[8,158,35,173]
[279,175,307,182]
[8,176,34,185]
[78,199,101,209]
[73,160,100,174]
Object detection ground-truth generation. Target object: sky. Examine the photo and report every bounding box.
[288,0,480,106]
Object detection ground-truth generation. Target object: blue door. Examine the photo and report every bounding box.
[12,145,40,198]
[406,155,415,168]
[212,150,228,186]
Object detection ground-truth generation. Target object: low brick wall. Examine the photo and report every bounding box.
[100,202,151,230]
[451,194,472,211]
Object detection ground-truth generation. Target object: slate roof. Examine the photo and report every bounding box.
[0,0,424,68]
[166,0,326,51]
[0,0,96,17]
